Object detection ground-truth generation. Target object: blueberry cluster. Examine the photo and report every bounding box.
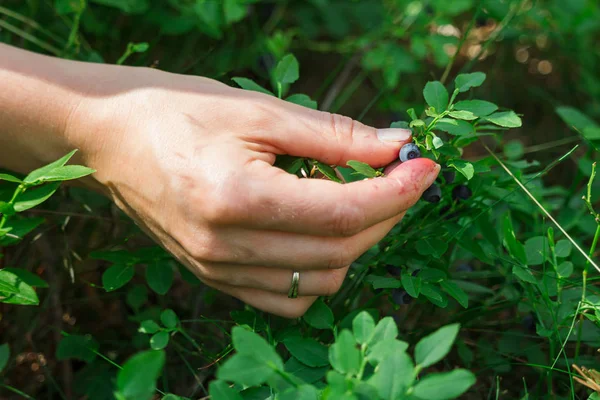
[398,143,472,204]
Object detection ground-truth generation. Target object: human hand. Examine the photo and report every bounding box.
[69,66,440,318]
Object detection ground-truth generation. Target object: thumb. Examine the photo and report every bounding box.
[267,101,413,168]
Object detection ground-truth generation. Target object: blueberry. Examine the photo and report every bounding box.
[456,264,473,273]
[443,170,456,184]
[452,185,472,201]
[399,143,421,162]
[522,314,536,332]
[391,289,412,305]
[422,184,442,203]
[386,265,402,276]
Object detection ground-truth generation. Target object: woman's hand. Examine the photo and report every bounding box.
[0,45,439,317]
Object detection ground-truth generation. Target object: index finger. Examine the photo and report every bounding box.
[237,158,440,237]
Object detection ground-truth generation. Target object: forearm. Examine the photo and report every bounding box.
[0,43,87,174]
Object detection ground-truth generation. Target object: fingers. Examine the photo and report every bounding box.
[199,264,350,296]
[201,279,318,319]
[222,157,439,237]
[199,213,404,269]
[234,93,411,167]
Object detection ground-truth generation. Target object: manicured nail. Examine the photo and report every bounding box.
[377,128,412,142]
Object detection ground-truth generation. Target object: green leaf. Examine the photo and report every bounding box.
[368,351,413,400]
[139,320,161,334]
[160,309,178,329]
[0,202,15,217]
[557,261,573,278]
[0,217,44,246]
[0,272,18,294]
[485,111,522,128]
[56,334,99,362]
[24,149,78,184]
[275,54,300,85]
[0,343,10,372]
[102,264,134,292]
[440,280,469,308]
[346,160,378,179]
[415,238,448,258]
[401,271,421,298]
[423,81,449,112]
[117,350,165,400]
[365,274,401,289]
[89,0,149,13]
[150,331,170,350]
[368,317,398,347]
[412,369,476,399]
[303,299,334,330]
[448,110,477,120]
[126,284,148,310]
[13,182,61,212]
[56,335,100,363]
[502,214,527,264]
[278,385,319,400]
[503,140,524,160]
[231,77,274,96]
[27,165,95,183]
[146,261,173,295]
[352,311,375,345]
[435,119,474,136]
[315,162,342,183]
[415,323,460,368]
[286,94,317,109]
[285,357,328,384]
[217,354,275,386]
[513,265,537,284]
[454,100,498,116]
[0,270,39,305]
[555,240,572,258]
[454,72,486,92]
[2,268,48,288]
[284,338,329,367]
[447,160,474,180]
[208,380,243,400]
[232,326,283,369]
[366,339,409,366]
[556,106,598,132]
[524,236,551,265]
[0,173,23,183]
[421,283,445,304]
[329,330,361,374]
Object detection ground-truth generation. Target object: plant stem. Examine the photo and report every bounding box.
[0,183,26,231]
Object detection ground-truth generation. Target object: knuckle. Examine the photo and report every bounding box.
[184,233,228,262]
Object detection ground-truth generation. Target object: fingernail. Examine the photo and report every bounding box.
[377,128,412,142]
[422,164,441,189]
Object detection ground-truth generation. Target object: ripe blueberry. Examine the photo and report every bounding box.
[391,289,412,305]
[422,184,442,203]
[399,143,421,162]
[522,314,536,332]
[443,170,456,184]
[386,265,402,276]
[452,185,472,201]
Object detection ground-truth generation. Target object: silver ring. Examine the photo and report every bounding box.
[288,271,300,299]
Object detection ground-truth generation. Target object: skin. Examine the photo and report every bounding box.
[0,43,440,318]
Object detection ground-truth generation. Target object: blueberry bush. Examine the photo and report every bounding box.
[1,1,600,399]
